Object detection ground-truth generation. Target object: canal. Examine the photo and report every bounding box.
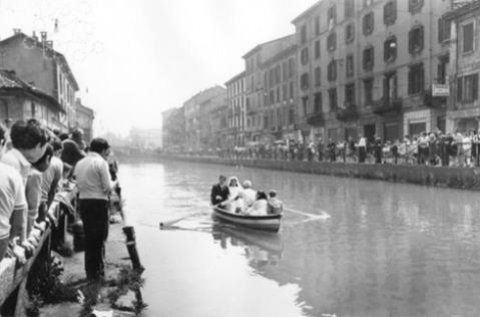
[119,160,480,317]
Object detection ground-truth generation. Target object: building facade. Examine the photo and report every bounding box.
[184,86,226,152]
[75,98,95,142]
[0,69,64,129]
[292,0,451,143]
[162,107,186,152]
[445,1,480,132]
[0,30,79,130]
[225,71,247,148]
[242,35,298,144]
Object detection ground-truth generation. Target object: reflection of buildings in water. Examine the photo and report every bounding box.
[211,224,283,269]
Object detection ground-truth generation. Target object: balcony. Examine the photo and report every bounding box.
[423,90,447,109]
[372,97,402,115]
[335,105,358,121]
[306,113,324,126]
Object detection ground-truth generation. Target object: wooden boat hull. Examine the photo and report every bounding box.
[212,207,282,232]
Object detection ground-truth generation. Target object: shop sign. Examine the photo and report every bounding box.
[432,84,449,97]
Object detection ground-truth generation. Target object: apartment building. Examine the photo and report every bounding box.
[225,71,247,148]
[242,35,297,143]
[445,1,480,132]
[0,30,79,130]
[292,0,451,143]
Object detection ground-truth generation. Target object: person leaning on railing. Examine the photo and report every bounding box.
[0,122,28,263]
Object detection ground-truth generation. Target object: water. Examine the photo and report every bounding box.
[119,160,480,317]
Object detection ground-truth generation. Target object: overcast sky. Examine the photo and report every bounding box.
[0,0,317,135]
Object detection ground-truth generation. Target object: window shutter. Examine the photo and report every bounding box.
[393,75,398,98]
[408,69,412,94]
[408,29,413,53]
[420,66,424,92]
[457,77,463,102]
[383,77,388,99]
[473,73,479,101]
[419,26,424,51]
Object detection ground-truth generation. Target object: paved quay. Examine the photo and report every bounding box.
[39,220,143,317]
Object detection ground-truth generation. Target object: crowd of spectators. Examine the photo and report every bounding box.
[174,129,480,168]
[0,118,118,272]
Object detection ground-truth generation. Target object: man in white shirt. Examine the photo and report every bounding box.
[74,138,117,281]
[1,119,49,256]
[0,123,27,263]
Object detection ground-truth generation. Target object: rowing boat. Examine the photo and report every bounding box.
[212,206,282,232]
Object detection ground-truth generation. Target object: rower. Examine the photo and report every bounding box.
[267,190,283,215]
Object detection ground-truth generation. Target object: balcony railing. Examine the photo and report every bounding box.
[372,97,402,115]
[306,113,324,126]
[423,90,447,108]
[335,105,359,121]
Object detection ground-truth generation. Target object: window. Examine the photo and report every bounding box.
[328,60,337,82]
[463,23,474,53]
[408,63,424,95]
[315,16,320,36]
[301,47,309,65]
[384,36,397,62]
[300,72,310,91]
[408,0,424,14]
[363,46,374,71]
[345,23,355,44]
[346,54,354,78]
[364,78,373,105]
[383,72,398,100]
[437,55,449,84]
[314,40,321,59]
[409,25,424,54]
[327,5,336,30]
[384,1,397,26]
[314,92,322,113]
[345,0,354,18]
[0,52,6,68]
[302,97,309,117]
[301,24,307,45]
[328,88,338,111]
[314,67,321,86]
[345,83,356,107]
[438,17,451,43]
[363,12,374,36]
[457,73,479,103]
[327,32,336,51]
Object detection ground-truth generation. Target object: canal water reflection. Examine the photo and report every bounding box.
[120,160,480,317]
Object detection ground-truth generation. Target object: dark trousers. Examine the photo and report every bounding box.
[80,199,109,281]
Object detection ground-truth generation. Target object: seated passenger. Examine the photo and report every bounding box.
[240,180,256,209]
[221,176,244,213]
[244,191,268,216]
[267,190,283,214]
[210,175,229,206]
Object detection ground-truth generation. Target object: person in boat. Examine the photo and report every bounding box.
[243,191,268,216]
[240,180,256,210]
[220,176,244,213]
[210,175,229,206]
[267,190,283,214]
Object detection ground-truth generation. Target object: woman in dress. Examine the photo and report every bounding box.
[243,191,268,216]
[221,176,244,213]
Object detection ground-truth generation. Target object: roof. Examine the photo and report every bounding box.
[0,69,65,113]
[0,32,79,91]
[443,1,480,21]
[242,34,294,59]
[291,0,322,25]
[224,71,246,86]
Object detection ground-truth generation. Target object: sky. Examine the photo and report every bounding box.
[0,0,318,135]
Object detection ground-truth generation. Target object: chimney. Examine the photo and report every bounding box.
[46,41,53,49]
[13,28,21,35]
[32,31,38,42]
[40,31,47,44]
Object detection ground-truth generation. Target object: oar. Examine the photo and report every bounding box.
[284,207,331,220]
[159,204,219,229]
[159,211,203,229]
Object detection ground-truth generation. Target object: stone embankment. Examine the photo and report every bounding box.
[160,155,480,191]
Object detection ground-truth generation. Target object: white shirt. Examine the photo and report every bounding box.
[74,152,114,200]
[0,162,27,239]
[1,148,30,185]
[241,188,257,208]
